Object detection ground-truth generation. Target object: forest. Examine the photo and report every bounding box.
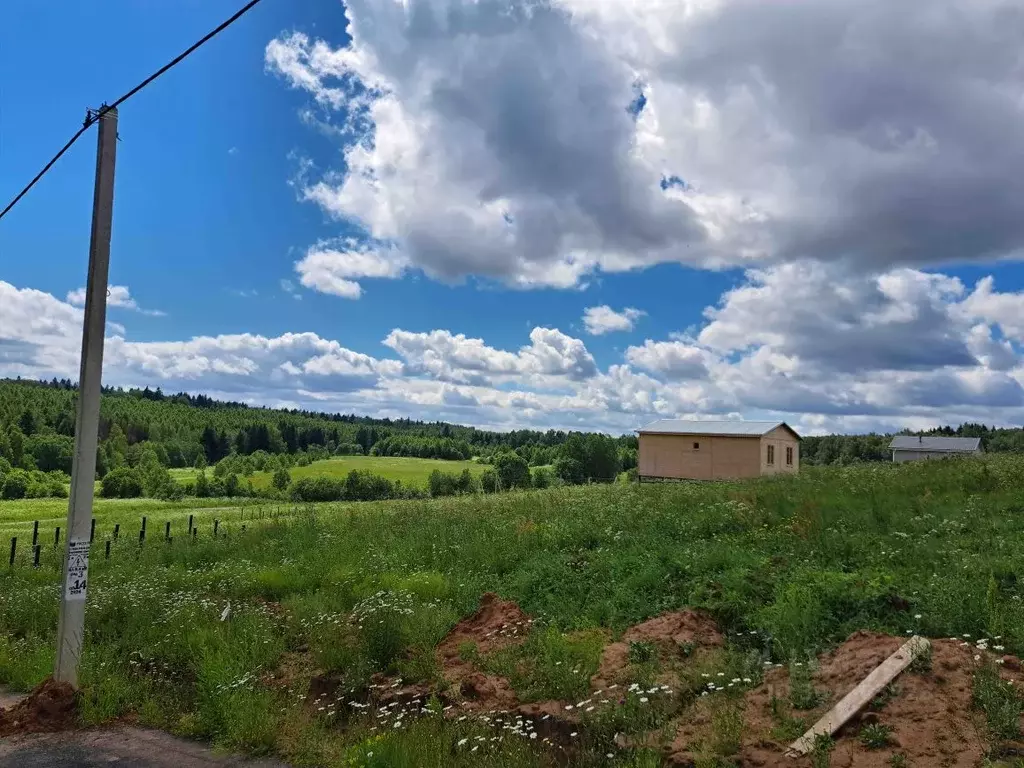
[0,377,1021,501]
[0,378,635,501]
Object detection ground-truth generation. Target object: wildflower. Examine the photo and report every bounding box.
[565,704,574,711]
[457,738,468,747]
[530,733,537,739]
[914,614,922,619]
[570,732,578,737]
[640,697,649,703]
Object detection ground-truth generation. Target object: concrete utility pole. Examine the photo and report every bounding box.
[55,106,118,687]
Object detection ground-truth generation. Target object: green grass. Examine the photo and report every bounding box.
[2,455,1024,765]
[170,455,485,490]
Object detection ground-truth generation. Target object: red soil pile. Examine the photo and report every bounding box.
[435,592,534,711]
[593,609,724,690]
[0,678,78,737]
[669,631,1024,767]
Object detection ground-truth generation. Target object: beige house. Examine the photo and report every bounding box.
[637,420,801,481]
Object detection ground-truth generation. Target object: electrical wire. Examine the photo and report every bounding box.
[0,0,265,222]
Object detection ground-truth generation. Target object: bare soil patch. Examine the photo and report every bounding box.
[434,591,534,712]
[669,630,1024,767]
[0,678,78,737]
[592,609,723,691]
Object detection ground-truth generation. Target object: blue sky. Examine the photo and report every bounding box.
[3,0,1024,435]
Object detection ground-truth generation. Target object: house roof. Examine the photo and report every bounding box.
[637,419,800,439]
[889,436,982,452]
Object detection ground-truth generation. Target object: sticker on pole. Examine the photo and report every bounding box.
[65,539,90,601]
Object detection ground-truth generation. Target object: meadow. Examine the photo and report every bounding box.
[169,455,486,491]
[2,455,1024,765]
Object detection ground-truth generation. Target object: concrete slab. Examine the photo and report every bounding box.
[0,727,289,768]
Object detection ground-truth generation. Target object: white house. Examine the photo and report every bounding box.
[889,435,982,463]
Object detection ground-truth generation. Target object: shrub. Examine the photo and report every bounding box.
[493,452,530,490]
[194,470,211,497]
[290,476,346,502]
[553,456,585,485]
[272,467,291,491]
[344,470,395,501]
[100,467,144,498]
[1,469,29,500]
[480,468,499,493]
[428,469,477,497]
[530,466,556,489]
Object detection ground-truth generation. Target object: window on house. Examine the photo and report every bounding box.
[693,442,700,450]
[786,446,793,466]
[767,445,775,465]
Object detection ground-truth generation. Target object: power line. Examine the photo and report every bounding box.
[0,0,265,223]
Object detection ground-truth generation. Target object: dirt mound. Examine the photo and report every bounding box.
[669,631,1024,767]
[593,609,724,690]
[437,592,533,662]
[0,678,78,736]
[435,592,533,712]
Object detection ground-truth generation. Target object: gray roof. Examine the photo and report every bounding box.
[889,436,982,452]
[637,419,798,438]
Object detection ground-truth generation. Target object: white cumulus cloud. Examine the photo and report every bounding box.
[66,285,165,317]
[583,306,645,335]
[267,0,1024,294]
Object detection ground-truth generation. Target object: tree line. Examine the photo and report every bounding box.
[0,378,637,501]
[801,423,1024,465]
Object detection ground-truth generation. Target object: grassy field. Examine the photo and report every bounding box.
[2,456,1024,765]
[169,455,485,490]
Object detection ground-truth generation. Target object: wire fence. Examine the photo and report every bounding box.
[5,504,310,570]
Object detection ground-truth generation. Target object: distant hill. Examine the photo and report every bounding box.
[0,377,630,472]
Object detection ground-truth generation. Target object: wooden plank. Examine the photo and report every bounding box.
[787,635,930,756]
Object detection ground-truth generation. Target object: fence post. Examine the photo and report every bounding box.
[139,529,144,546]
[9,537,16,567]
[141,516,147,539]
[54,527,61,549]
[32,521,39,548]
[214,519,219,537]
[113,523,119,541]
[165,521,171,542]
[90,518,96,544]
[105,540,110,560]
[34,545,40,568]
[188,514,194,535]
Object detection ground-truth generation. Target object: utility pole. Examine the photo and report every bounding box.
[54,106,117,687]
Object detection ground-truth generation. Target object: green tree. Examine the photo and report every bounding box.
[28,434,75,473]
[480,468,499,493]
[101,467,144,498]
[194,470,210,498]
[272,467,291,491]
[554,456,584,485]
[1,469,28,500]
[493,452,530,489]
[18,409,38,436]
[6,426,25,468]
